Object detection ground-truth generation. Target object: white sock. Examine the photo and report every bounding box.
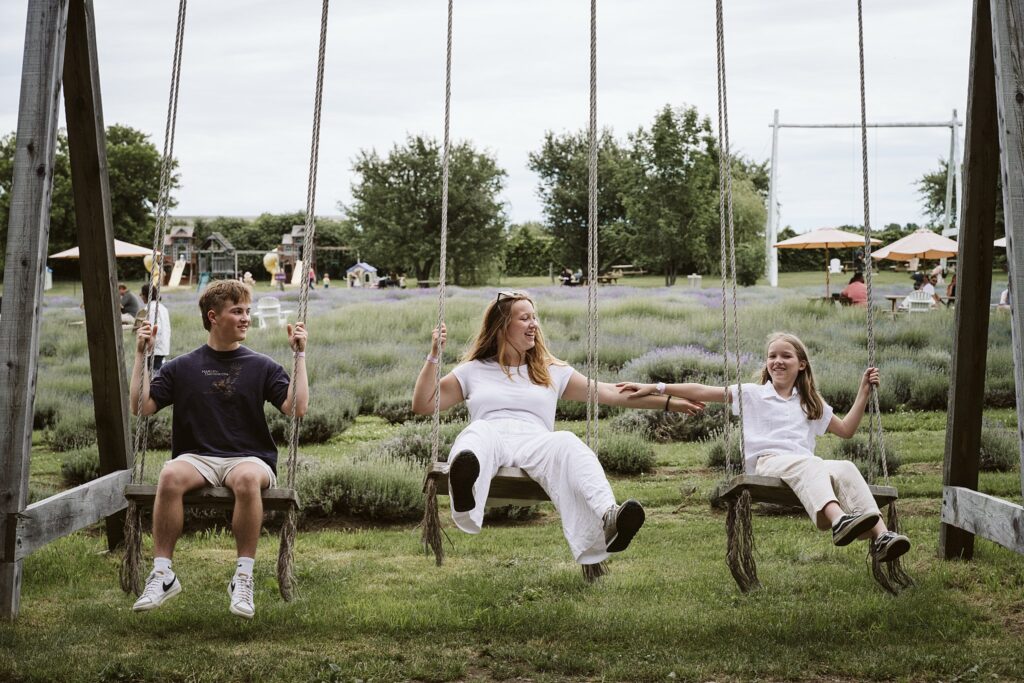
[153,557,173,578]
[235,557,254,577]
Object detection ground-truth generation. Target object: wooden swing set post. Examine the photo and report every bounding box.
[940,0,1024,559]
[0,0,131,620]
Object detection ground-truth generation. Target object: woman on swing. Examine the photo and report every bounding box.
[412,290,704,569]
[618,332,911,563]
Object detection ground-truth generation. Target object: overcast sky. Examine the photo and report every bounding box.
[1,1,971,234]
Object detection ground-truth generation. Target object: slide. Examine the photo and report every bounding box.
[167,258,186,288]
[291,259,304,286]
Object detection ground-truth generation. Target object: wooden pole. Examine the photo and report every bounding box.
[940,0,1000,560]
[0,0,70,620]
[988,0,1024,496]
[63,0,131,551]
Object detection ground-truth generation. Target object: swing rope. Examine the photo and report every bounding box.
[714,0,757,593]
[121,0,189,596]
[855,0,911,594]
[421,0,454,566]
[277,0,331,602]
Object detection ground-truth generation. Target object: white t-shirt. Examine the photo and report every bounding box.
[728,382,834,473]
[145,303,171,357]
[922,282,936,298]
[451,359,574,431]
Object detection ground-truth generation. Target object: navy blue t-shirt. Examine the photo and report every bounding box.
[148,344,290,473]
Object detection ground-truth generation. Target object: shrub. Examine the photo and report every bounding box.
[297,456,424,521]
[266,387,360,445]
[704,429,744,472]
[734,241,765,287]
[60,447,101,486]
[979,419,1019,472]
[47,406,96,452]
[33,396,61,430]
[374,421,465,466]
[555,399,612,421]
[141,411,173,450]
[831,435,902,479]
[596,431,656,475]
[609,408,725,443]
[373,396,422,425]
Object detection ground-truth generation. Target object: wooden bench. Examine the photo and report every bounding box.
[124,485,300,511]
[427,462,549,507]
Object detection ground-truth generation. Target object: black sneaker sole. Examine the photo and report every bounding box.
[449,450,480,513]
[606,499,645,553]
[875,537,911,563]
[833,512,881,546]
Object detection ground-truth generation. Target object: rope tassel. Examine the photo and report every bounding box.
[726,490,760,593]
[421,475,444,566]
[869,503,914,595]
[582,561,608,583]
[119,501,143,596]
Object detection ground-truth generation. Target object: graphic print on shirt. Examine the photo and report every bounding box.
[204,362,243,398]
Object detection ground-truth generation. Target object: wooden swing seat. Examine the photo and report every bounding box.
[711,474,898,508]
[124,484,300,511]
[427,462,549,507]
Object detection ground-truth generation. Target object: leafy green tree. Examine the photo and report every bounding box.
[0,125,176,273]
[528,129,631,272]
[917,158,1004,238]
[345,135,507,285]
[504,221,553,276]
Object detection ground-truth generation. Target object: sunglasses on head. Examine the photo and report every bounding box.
[496,290,525,302]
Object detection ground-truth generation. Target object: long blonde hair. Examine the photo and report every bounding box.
[461,291,561,387]
[759,332,824,420]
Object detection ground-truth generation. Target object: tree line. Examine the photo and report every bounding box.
[1,105,972,284]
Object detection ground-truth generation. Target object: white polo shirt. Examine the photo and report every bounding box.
[728,382,834,473]
[451,359,574,432]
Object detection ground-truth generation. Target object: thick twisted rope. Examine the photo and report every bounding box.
[422,0,454,566]
[277,0,330,602]
[585,0,599,451]
[856,0,911,594]
[121,0,188,596]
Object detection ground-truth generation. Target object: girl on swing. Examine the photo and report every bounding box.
[412,290,704,569]
[618,332,911,563]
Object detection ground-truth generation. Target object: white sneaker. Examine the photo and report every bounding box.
[228,573,256,619]
[132,570,182,612]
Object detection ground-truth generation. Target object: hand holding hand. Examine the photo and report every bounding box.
[672,398,706,415]
[616,381,656,398]
[136,322,156,354]
[287,322,307,353]
[431,323,447,357]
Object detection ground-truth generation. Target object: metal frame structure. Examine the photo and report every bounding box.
[765,111,963,286]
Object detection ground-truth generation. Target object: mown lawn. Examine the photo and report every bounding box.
[4,409,1023,682]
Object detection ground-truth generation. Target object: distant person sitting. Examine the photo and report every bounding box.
[119,283,142,325]
[899,281,934,311]
[945,272,957,306]
[929,264,946,287]
[840,272,867,306]
[573,268,583,283]
[923,274,942,306]
[559,267,573,285]
[139,283,171,370]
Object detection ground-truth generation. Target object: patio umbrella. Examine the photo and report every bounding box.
[995,236,1006,248]
[49,238,152,259]
[871,229,958,261]
[774,227,881,297]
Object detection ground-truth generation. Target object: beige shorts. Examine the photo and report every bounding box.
[168,453,276,488]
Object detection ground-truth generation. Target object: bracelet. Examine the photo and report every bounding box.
[664,395,672,412]
[655,381,666,395]
[294,351,305,358]
[425,354,439,365]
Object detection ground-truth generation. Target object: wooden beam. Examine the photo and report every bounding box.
[62,0,131,552]
[990,0,1024,497]
[428,464,550,505]
[123,485,300,512]
[3,470,130,563]
[940,0,1001,561]
[942,486,1024,554]
[0,0,69,622]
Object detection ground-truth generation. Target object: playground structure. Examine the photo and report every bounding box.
[0,0,1021,620]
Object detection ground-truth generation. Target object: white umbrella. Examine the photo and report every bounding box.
[49,238,152,259]
[871,229,958,261]
[774,227,881,297]
[994,236,1006,248]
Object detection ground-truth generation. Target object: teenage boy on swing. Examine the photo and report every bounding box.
[129,280,308,619]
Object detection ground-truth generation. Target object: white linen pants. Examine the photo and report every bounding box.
[754,454,880,529]
[446,418,616,565]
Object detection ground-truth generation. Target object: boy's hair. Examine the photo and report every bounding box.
[759,332,824,420]
[198,280,252,331]
[461,290,561,387]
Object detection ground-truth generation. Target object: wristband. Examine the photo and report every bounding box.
[664,395,672,412]
[425,354,439,365]
[294,351,305,358]
[655,381,666,395]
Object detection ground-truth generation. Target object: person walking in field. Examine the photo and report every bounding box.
[412,290,704,572]
[129,280,309,619]
[618,332,911,564]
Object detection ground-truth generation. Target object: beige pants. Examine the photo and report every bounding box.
[168,453,276,488]
[755,454,879,529]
